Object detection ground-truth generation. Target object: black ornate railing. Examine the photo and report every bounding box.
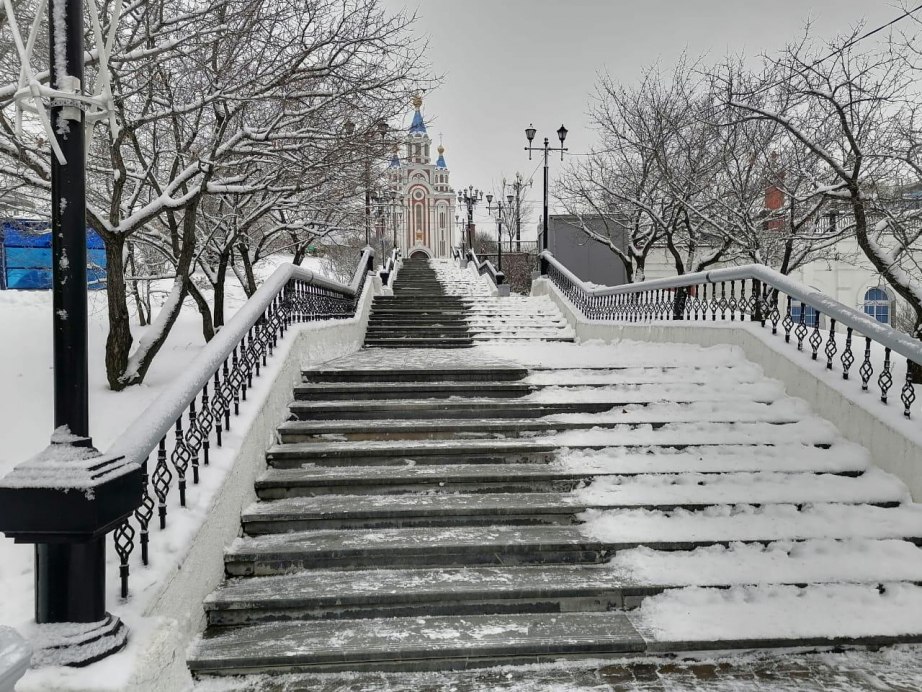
[107,248,375,597]
[466,248,505,287]
[541,250,922,420]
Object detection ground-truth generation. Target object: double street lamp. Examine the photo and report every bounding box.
[485,192,514,273]
[524,123,568,265]
[457,186,482,253]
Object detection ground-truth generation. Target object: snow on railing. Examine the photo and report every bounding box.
[541,250,921,420]
[466,248,505,287]
[379,247,400,287]
[106,247,375,598]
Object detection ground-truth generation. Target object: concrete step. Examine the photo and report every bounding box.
[204,565,642,625]
[363,339,475,349]
[188,611,644,675]
[465,319,568,326]
[366,329,472,337]
[266,440,557,467]
[301,366,528,384]
[366,331,473,339]
[373,298,468,304]
[367,321,470,328]
[241,477,902,532]
[292,382,533,401]
[266,422,839,461]
[275,417,671,442]
[264,437,739,463]
[208,546,922,625]
[255,457,867,498]
[369,312,469,319]
[277,398,801,438]
[286,399,664,421]
[225,525,608,575]
[225,510,922,575]
[473,334,575,342]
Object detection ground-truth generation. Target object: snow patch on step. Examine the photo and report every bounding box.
[609,539,922,586]
[634,582,922,642]
[578,503,922,543]
[573,467,908,507]
[558,441,870,475]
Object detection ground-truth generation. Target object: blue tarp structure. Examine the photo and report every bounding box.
[0,219,106,290]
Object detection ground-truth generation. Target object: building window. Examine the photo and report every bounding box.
[790,303,818,325]
[863,287,891,325]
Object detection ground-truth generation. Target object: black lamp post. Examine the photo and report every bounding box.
[506,174,530,251]
[485,193,512,273]
[388,188,401,252]
[525,123,568,272]
[457,186,482,253]
[0,0,140,665]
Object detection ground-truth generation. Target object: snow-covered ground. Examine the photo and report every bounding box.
[0,255,323,644]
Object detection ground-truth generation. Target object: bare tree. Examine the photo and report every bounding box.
[0,0,428,388]
[725,28,922,371]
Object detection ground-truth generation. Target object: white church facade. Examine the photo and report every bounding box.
[384,95,457,259]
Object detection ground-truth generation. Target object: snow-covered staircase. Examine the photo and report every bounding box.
[364,256,474,348]
[431,258,576,342]
[188,341,922,680]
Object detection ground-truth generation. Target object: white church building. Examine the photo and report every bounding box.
[384,95,457,259]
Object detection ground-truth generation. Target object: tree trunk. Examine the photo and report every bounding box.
[102,233,134,391]
[213,250,230,328]
[126,242,147,326]
[238,242,258,297]
[120,201,201,387]
[186,281,215,343]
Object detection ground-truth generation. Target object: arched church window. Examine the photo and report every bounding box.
[863,287,892,324]
[789,303,818,326]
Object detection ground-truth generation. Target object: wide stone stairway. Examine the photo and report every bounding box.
[187,263,922,681]
[364,257,575,348]
[364,256,474,348]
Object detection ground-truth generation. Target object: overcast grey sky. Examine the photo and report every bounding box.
[381,0,908,233]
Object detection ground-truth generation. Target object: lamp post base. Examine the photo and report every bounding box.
[30,613,128,668]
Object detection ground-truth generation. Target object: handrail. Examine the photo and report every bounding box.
[540,249,921,419]
[466,248,505,287]
[107,246,375,597]
[379,247,400,286]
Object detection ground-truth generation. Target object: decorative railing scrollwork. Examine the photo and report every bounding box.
[108,248,374,598]
[541,250,922,423]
